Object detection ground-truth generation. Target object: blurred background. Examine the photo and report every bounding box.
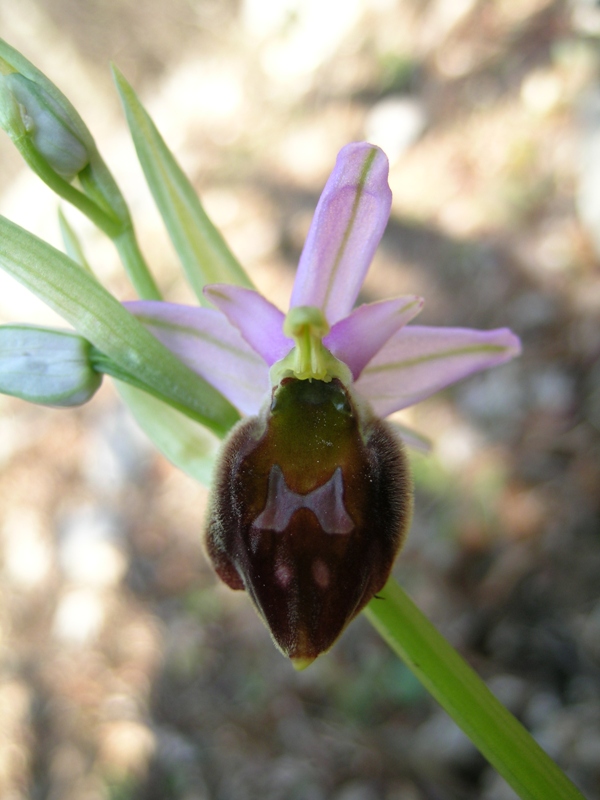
[1,0,600,798]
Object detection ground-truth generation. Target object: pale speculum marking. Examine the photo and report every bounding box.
[311,559,330,589]
[274,561,294,588]
[253,464,354,534]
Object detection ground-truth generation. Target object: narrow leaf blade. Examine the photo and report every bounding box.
[112,65,254,302]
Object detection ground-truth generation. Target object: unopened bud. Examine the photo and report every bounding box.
[206,375,412,667]
[0,325,102,407]
[0,71,89,179]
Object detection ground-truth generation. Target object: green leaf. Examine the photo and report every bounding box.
[116,382,220,486]
[111,65,254,303]
[0,214,239,436]
[365,579,586,800]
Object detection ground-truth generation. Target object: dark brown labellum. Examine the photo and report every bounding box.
[205,376,412,665]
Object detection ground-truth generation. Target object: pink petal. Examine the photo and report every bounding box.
[354,325,522,417]
[290,142,392,324]
[204,284,292,366]
[325,295,423,379]
[125,301,269,416]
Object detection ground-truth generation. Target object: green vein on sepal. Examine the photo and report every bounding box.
[324,146,377,310]
[364,344,512,375]
[111,64,254,302]
[0,214,239,436]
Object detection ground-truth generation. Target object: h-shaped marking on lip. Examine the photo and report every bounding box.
[253,464,354,534]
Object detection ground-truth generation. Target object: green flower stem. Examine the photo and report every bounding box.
[114,227,162,300]
[78,151,131,223]
[77,161,162,300]
[12,134,161,300]
[15,134,122,237]
[365,579,586,800]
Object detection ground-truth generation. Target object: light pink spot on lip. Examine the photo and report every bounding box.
[312,559,330,589]
[275,563,293,588]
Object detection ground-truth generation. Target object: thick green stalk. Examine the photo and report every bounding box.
[365,579,586,800]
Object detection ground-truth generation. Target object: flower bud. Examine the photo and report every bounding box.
[0,325,102,407]
[0,71,89,179]
[206,376,412,668]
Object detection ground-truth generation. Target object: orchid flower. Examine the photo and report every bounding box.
[123,143,521,667]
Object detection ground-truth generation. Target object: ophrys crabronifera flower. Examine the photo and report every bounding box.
[127,143,521,667]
